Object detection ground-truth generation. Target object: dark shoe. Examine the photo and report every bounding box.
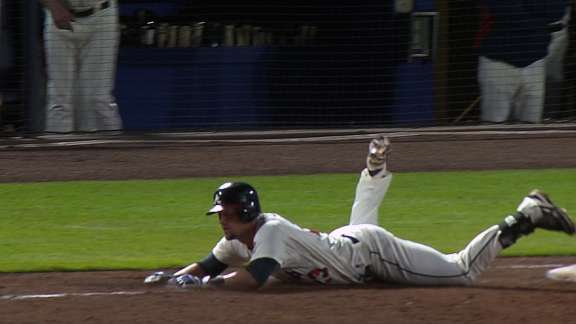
[517,190,575,235]
[366,135,391,176]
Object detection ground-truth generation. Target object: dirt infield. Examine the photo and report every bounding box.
[2,130,576,182]
[1,129,576,323]
[2,257,576,324]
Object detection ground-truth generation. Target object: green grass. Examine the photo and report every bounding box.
[1,169,575,272]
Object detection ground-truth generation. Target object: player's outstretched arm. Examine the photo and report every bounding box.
[144,252,233,286]
[206,268,261,290]
[144,257,220,285]
[173,263,207,277]
[143,263,207,286]
[205,257,279,290]
[166,257,278,291]
[145,266,264,290]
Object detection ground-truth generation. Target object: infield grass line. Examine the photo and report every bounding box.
[1,168,575,272]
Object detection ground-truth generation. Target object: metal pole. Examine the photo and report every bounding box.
[434,0,448,124]
[22,0,45,134]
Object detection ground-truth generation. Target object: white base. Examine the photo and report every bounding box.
[546,264,576,282]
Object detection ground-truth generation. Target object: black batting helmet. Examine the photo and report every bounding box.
[206,182,261,222]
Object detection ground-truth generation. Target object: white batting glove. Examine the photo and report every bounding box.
[172,274,205,288]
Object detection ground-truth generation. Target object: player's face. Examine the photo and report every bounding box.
[218,205,252,240]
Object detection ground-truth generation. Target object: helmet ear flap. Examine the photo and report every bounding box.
[238,201,259,223]
[239,207,250,222]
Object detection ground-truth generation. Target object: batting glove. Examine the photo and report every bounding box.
[172,274,204,288]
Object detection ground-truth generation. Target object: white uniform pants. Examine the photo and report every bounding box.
[347,170,502,285]
[44,3,122,132]
[478,56,545,124]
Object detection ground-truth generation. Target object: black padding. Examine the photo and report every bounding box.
[197,253,229,277]
[246,258,280,285]
[498,212,534,248]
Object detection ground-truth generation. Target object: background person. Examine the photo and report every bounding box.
[40,0,122,133]
[476,1,554,124]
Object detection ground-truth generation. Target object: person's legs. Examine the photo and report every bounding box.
[365,225,501,285]
[366,190,574,286]
[349,170,393,226]
[76,6,122,132]
[44,13,78,133]
[478,56,519,123]
[349,136,393,226]
[516,59,545,123]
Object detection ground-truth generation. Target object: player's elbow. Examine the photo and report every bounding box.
[247,257,280,287]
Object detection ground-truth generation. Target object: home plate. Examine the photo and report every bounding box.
[546,264,576,282]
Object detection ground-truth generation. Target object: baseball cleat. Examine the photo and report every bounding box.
[517,190,575,235]
[366,135,391,174]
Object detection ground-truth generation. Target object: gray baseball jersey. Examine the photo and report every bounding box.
[213,213,370,284]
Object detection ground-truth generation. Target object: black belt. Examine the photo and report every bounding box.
[548,22,566,33]
[72,1,110,18]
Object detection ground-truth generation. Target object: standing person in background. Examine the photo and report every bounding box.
[39,0,122,133]
[545,2,572,120]
[476,1,553,124]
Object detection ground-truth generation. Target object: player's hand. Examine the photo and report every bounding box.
[143,271,173,285]
[171,274,204,288]
[49,5,75,30]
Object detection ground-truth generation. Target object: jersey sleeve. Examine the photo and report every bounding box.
[211,237,251,267]
[250,220,289,266]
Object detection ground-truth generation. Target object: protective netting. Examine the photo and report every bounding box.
[0,0,24,133]
[5,1,576,133]
[117,1,413,130]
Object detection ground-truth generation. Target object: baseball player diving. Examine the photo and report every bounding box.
[144,136,575,290]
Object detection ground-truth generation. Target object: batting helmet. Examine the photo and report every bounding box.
[206,182,261,222]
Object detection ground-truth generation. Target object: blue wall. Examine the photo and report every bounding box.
[389,0,437,125]
[116,48,265,130]
[415,0,436,12]
[116,0,439,129]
